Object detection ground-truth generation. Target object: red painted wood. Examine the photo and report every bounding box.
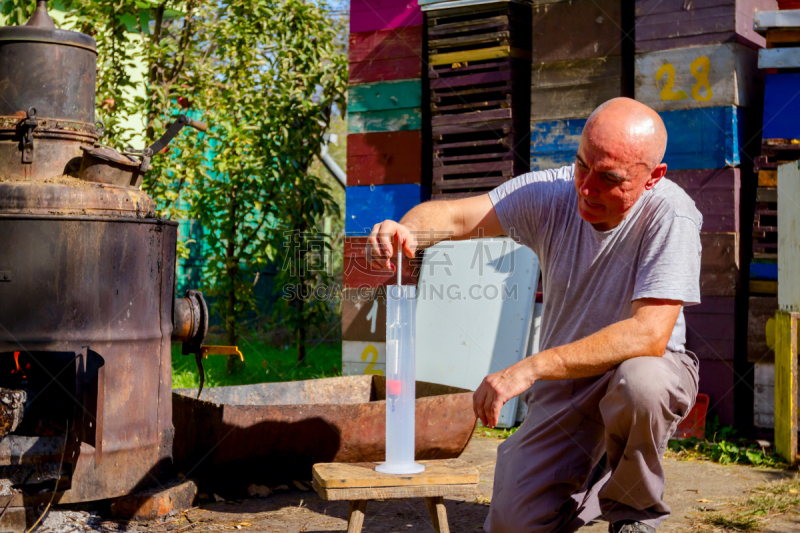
[349,27,423,64]
[351,2,422,33]
[668,168,740,232]
[349,56,422,84]
[347,131,422,186]
[351,0,416,13]
[343,237,419,288]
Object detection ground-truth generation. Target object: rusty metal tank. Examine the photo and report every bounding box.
[0,2,200,510]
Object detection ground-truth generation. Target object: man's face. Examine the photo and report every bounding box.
[573,135,654,231]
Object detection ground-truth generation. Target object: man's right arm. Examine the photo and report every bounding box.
[367,193,504,271]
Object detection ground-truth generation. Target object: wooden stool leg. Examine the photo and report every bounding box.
[347,500,367,533]
[425,496,450,533]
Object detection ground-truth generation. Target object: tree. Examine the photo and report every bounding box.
[189,0,346,369]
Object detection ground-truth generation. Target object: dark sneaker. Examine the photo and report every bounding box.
[609,521,656,533]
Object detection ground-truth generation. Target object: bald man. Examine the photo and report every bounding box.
[366,98,701,533]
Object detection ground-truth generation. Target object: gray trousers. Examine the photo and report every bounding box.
[484,351,699,532]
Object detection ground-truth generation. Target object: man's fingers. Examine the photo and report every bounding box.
[472,386,487,426]
[483,389,496,428]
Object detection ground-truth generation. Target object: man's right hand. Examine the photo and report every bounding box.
[367,220,417,272]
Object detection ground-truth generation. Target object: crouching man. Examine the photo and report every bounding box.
[366,98,701,533]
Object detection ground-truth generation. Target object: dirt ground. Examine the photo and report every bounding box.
[40,437,798,533]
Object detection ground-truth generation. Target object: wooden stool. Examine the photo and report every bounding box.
[312,459,479,533]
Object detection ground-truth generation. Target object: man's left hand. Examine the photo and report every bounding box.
[473,363,534,428]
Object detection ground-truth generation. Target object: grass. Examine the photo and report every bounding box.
[171,339,342,389]
[666,419,786,468]
[691,475,800,532]
[473,425,520,439]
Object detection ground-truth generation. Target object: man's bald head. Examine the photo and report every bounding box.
[573,98,670,231]
[583,97,667,171]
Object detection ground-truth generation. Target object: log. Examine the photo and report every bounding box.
[0,387,26,437]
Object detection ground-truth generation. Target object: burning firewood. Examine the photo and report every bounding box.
[0,387,26,437]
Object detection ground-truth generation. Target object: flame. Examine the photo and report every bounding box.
[11,351,25,379]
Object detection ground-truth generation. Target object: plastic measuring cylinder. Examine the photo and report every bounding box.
[376,282,425,475]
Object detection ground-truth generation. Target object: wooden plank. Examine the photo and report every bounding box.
[778,161,800,312]
[757,187,778,203]
[420,0,530,7]
[754,8,800,31]
[763,73,800,141]
[349,27,424,64]
[351,0,419,13]
[748,296,778,363]
[754,362,775,428]
[347,500,367,533]
[700,232,739,297]
[685,296,736,361]
[429,46,531,66]
[532,0,626,63]
[661,106,742,170]
[635,0,776,18]
[342,340,386,366]
[345,184,423,235]
[430,69,513,90]
[350,2,423,33]
[342,289,387,341]
[531,56,629,121]
[429,30,511,50]
[348,108,422,133]
[343,237,420,287]
[315,482,478,501]
[347,131,422,186]
[343,360,387,376]
[634,43,758,111]
[530,118,583,171]
[431,108,512,127]
[349,80,421,113]
[759,170,778,186]
[697,359,736,426]
[433,118,515,136]
[759,47,800,69]
[313,459,479,489]
[774,310,799,463]
[766,29,800,46]
[667,168,740,232]
[350,57,422,84]
[635,7,768,51]
[751,280,778,294]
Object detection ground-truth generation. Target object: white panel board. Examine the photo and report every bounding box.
[416,238,540,428]
[778,162,800,311]
[754,9,800,31]
[516,301,544,423]
[759,48,800,69]
[342,341,386,377]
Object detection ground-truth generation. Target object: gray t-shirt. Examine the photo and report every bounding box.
[489,165,702,354]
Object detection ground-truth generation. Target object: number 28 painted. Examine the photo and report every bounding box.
[655,56,713,102]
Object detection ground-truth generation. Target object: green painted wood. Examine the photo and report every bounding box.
[348,108,422,133]
[348,80,422,113]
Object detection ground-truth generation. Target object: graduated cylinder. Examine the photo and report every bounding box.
[376,284,425,474]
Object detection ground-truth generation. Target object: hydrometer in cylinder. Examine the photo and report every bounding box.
[376,246,425,474]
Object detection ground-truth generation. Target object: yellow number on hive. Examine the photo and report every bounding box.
[690,56,713,102]
[656,63,688,101]
[361,344,384,375]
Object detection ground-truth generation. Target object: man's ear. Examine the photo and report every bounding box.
[644,163,667,190]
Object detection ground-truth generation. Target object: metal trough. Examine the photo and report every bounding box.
[172,375,477,483]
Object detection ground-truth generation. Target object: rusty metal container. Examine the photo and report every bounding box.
[0,1,98,181]
[0,2,192,512]
[172,376,477,485]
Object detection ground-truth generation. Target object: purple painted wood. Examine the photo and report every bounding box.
[351,0,416,12]
[667,169,740,232]
[685,295,736,315]
[351,1,422,33]
[698,360,736,426]
[429,69,513,90]
[635,0,776,50]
